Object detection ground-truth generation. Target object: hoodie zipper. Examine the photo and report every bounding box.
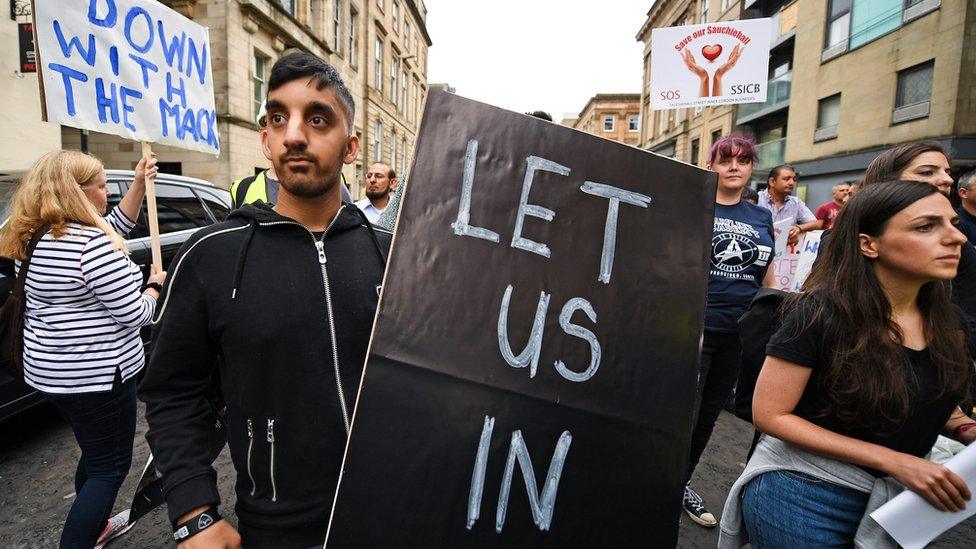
[246,419,256,496]
[257,218,351,435]
[267,418,277,502]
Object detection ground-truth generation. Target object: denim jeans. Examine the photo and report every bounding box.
[743,469,870,548]
[46,374,137,549]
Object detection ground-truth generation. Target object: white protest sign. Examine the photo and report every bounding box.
[33,0,219,155]
[871,442,976,548]
[650,18,771,110]
[791,230,822,291]
[773,217,793,259]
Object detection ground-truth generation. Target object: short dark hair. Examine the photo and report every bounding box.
[526,110,553,122]
[767,164,796,181]
[862,141,950,186]
[706,132,758,167]
[268,51,356,134]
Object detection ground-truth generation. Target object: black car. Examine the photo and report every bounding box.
[0,170,231,421]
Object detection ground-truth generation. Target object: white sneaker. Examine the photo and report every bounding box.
[94,509,133,549]
[682,484,717,527]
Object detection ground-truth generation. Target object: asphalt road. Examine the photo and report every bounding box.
[0,402,973,548]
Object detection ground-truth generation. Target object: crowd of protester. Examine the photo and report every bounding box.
[3,50,976,548]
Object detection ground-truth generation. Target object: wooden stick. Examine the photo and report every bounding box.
[141,142,163,272]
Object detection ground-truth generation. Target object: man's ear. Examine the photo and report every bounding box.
[390,177,398,191]
[261,128,272,162]
[859,234,879,259]
[344,134,360,165]
[961,188,970,201]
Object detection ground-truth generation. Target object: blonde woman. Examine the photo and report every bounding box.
[0,150,165,549]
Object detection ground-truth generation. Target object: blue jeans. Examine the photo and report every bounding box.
[46,374,137,549]
[743,470,869,548]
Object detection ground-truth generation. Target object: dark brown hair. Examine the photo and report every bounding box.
[798,180,969,431]
[863,141,949,186]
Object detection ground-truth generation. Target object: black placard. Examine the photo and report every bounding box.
[18,22,35,73]
[327,90,716,547]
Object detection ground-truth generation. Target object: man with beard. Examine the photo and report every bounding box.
[354,162,397,223]
[140,52,391,549]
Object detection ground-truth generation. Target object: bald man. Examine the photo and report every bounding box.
[355,162,397,224]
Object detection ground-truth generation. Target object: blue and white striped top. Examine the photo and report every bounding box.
[19,209,156,394]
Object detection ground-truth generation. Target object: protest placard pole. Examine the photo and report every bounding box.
[141,142,163,272]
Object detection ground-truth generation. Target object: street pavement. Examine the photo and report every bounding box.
[1,402,973,547]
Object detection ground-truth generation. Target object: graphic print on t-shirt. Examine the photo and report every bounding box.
[711,217,771,281]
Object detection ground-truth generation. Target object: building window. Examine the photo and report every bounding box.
[720,0,731,12]
[603,114,615,132]
[413,81,420,121]
[333,0,342,54]
[373,119,383,161]
[390,54,399,104]
[253,52,269,122]
[815,94,841,141]
[700,0,708,23]
[823,0,851,58]
[401,137,408,175]
[850,0,900,49]
[376,0,384,10]
[404,20,412,50]
[711,129,722,147]
[349,9,358,67]
[628,114,639,132]
[893,60,933,123]
[391,130,397,170]
[374,38,384,91]
[280,0,296,15]
[690,138,700,166]
[400,70,408,114]
[392,1,400,32]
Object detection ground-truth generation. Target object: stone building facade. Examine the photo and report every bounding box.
[568,94,641,146]
[3,0,430,199]
[782,0,975,207]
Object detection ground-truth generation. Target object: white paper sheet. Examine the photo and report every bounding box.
[870,442,976,548]
[773,218,793,259]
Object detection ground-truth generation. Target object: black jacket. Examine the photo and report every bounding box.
[140,202,390,545]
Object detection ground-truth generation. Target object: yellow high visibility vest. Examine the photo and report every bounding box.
[229,171,268,209]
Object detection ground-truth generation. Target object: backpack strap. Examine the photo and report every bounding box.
[14,224,51,298]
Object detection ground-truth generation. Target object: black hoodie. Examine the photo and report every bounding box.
[140,202,390,546]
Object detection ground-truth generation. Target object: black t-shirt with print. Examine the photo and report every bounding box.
[766,295,963,474]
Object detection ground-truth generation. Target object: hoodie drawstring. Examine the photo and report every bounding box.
[231,219,258,299]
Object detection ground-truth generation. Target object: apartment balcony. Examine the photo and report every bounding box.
[736,73,791,125]
[755,137,786,179]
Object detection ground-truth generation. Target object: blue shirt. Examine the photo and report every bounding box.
[705,200,775,332]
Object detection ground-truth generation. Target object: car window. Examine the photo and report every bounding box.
[128,183,209,238]
[196,189,230,221]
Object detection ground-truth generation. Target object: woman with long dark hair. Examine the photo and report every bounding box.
[683,133,775,527]
[719,180,975,547]
[861,141,976,320]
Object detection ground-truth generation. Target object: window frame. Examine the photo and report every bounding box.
[815,93,841,141]
[374,37,384,92]
[628,114,639,132]
[373,119,383,162]
[892,60,934,124]
[349,9,359,68]
[252,51,269,123]
[603,114,615,132]
[333,0,342,54]
[390,53,400,104]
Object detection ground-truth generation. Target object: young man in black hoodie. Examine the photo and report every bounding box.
[140,52,391,548]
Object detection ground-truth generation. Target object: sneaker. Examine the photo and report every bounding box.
[94,509,132,549]
[683,484,716,527]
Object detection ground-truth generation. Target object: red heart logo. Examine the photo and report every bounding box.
[701,44,723,62]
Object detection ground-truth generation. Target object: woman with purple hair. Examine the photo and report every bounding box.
[683,133,776,527]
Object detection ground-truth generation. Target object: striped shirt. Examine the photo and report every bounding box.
[19,209,156,394]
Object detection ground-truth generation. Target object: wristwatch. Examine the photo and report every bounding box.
[143,281,163,293]
[172,506,222,542]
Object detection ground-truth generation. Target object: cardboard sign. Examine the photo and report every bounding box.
[33,0,219,154]
[790,230,822,292]
[326,90,716,546]
[650,18,771,110]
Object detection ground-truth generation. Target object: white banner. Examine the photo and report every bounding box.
[34,0,219,155]
[650,18,772,110]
